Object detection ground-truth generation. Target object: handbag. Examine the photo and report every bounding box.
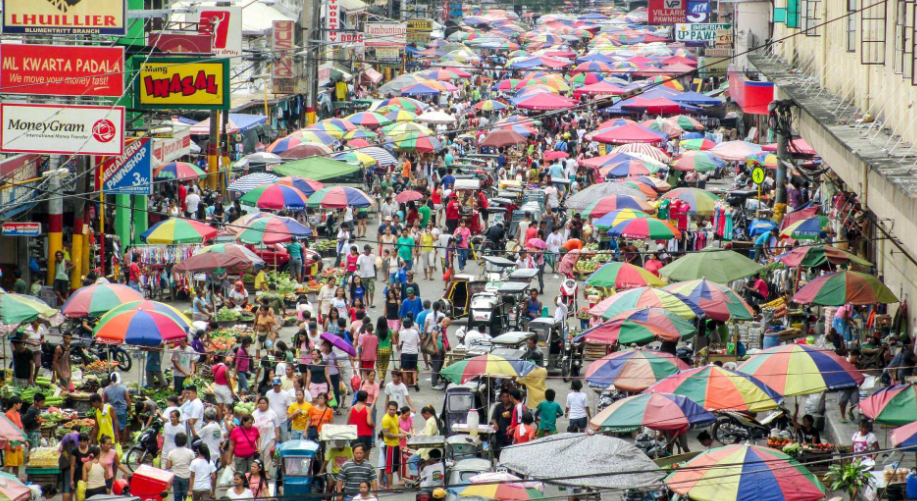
[240,427,261,461]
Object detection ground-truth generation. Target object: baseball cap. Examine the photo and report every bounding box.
[272,377,282,385]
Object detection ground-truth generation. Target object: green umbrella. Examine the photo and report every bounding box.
[0,292,58,325]
[658,247,764,284]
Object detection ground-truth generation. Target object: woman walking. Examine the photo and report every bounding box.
[376,317,393,383]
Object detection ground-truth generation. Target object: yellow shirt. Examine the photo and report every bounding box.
[325,447,353,473]
[420,232,434,253]
[419,416,440,460]
[288,401,312,431]
[381,413,400,447]
[95,404,115,442]
[254,270,267,291]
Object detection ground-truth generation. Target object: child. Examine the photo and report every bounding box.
[398,406,414,449]
[513,412,536,444]
[534,389,564,437]
[359,325,379,372]
[838,349,861,423]
[357,480,377,501]
[4,396,23,477]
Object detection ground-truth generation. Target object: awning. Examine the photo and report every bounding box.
[728,66,774,115]
[361,68,383,84]
[272,157,362,181]
[340,0,367,12]
[190,114,267,135]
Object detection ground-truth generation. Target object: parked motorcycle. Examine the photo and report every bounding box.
[712,405,793,445]
[124,420,163,471]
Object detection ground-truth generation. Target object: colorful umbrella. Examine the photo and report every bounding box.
[608,217,681,240]
[608,307,697,338]
[793,270,898,305]
[382,122,434,137]
[585,349,690,392]
[738,344,865,396]
[586,262,665,289]
[392,132,443,153]
[307,186,375,209]
[276,176,325,196]
[290,129,341,146]
[94,300,190,346]
[646,365,784,412]
[593,124,667,145]
[665,279,755,321]
[441,354,538,384]
[665,445,828,501]
[195,243,264,268]
[580,195,654,218]
[240,184,310,211]
[153,162,206,181]
[320,332,357,356]
[277,142,334,159]
[746,152,780,169]
[172,251,251,273]
[370,97,428,112]
[515,93,577,110]
[572,61,614,73]
[891,421,917,448]
[61,284,144,318]
[670,151,725,172]
[679,138,716,151]
[611,143,670,163]
[453,483,545,501]
[332,151,378,167]
[141,218,217,244]
[590,392,715,432]
[237,215,313,245]
[593,209,652,230]
[658,248,764,284]
[343,129,378,141]
[227,173,278,193]
[589,287,703,320]
[345,112,391,127]
[0,469,33,501]
[474,100,508,111]
[661,188,721,216]
[0,293,58,325]
[860,384,917,425]
[401,82,443,96]
[382,109,418,122]
[668,115,705,132]
[600,160,660,178]
[480,129,527,148]
[709,140,763,162]
[574,318,682,345]
[0,414,28,444]
[568,72,605,87]
[778,244,873,268]
[780,216,829,240]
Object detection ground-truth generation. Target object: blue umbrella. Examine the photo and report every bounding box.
[748,220,778,237]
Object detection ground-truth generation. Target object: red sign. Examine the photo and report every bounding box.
[272,20,294,80]
[150,32,212,54]
[648,0,686,24]
[0,44,124,97]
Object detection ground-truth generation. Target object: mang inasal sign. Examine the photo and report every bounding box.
[133,57,230,110]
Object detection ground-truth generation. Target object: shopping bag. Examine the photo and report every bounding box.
[76,481,86,501]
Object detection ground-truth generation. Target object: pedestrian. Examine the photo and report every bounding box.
[171,336,196,393]
[379,402,407,489]
[166,433,194,501]
[102,373,131,444]
[226,473,252,501]
[4,396,23,477]
[356,245,378,309]
[453,220,471,271]
[375,317,393,383]
[839,349,861,423]
[336,443,377,500]
[288,388,312,441]
[11,337,33,388]
[428,316,450,390]
[348,391,374,452]
[251,396,280,477]
[383,370,414,413]
[398,319,422,390]
[89,393,118,445]
[188,444,216,501]
[82,446,107,499]
[565,380,591,432]
[534,389,563,437]
[229,414,260,476]
[513,412,536,444]
[266,377,293,442]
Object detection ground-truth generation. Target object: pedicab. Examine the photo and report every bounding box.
[452,179,483,219]
[467,291,508,336]
[497,282,532,330]
[529,317,583,380]
[442,275,489,319]
[440,382,488,437]
[277,439,322,496]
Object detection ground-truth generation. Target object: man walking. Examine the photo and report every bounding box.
[336,443,377,501]
[356,245,377,309]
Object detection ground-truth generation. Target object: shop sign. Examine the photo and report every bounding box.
[151,124,191,167]
[134,58,230,110]
[648,0,686,25]
[150,32,212,54]
[686,0,710,23]
[1,222,41,236]
[188,7,242,58]
[1,0,126,35]
[375,47,400,62]
[97,138,152,195]
[365,22,407,47]
[407,32,429,43]
[326,0,340,43]
[272,20,295,84]
[407,18,433,31]
[0,153,40,211]
[449,2,462,18]
[715,29,733,45]
[674,23,731,43]
[0,44,124,97]
[0,103,124,155]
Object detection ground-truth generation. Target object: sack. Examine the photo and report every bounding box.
[421,332,437,355]
[76,481,86,501]
[115,443,123,461]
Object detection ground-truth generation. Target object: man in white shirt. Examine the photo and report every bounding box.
[184,189,201,219]
[398,318,422,390]
[356,245,378,308]
[564,380,591,432]
[384,371,414,412]
[266,378,293,442]
[198,409,223,465]
[335,226,350,267]
[553,296,569,336]
[180,386,204,439]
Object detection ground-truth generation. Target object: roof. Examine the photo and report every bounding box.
[340,0,367,11]
[273,157,361,181]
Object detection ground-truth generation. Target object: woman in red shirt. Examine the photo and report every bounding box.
[348,391,374,452]
[229,414,260,474]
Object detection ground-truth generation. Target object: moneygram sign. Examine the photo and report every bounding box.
[365,22,407,47]
[648,0,686,25]
[0,103,124,156]
[0,45,124,97]
[2,0,126,35]
[97,138,152,195]
[134,58,230,110]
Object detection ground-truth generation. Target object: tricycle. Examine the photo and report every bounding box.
[440,382,487,437]
[528,317,582,381]
[277,439,321,496]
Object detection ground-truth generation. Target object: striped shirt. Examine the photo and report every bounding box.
[338,459,375,494]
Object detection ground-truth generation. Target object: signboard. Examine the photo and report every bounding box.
[0,154,40,212]
[715,29,733,45]
[407,18,433,31]
[1,0,126,35]
[375,47,400,62]
[674,23,731,43]
[134,58,230,110]
[1,222,40,236]
[150,32,211,54]
[0,44,124,97]
[272,20,295,86]
[449,1,462,18]
[365,22,407,47]
[97,138,152,195]
[686,0,710,23]
[189,7,242,58]
[151,125,191,167]
[751,166,766,185]
[326,0,340,43]
[648,0,686,25]
[0,103,124,155]
[407,32,429,43]
[702,48,733,76]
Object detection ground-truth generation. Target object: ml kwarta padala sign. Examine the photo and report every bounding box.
[133,57,231,111]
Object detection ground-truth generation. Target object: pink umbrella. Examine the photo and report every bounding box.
[526,238,547,249]
[593,124,667,144]
[395,190,423,203]
[762,138,817,156]
[545,151,569,160]
[709,140,764,162]
[516,93,578,110]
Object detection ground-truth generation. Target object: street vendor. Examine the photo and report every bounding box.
[227,281,249,308]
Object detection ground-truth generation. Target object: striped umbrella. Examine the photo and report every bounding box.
[574,318,683,345]
[0,293,58,325]
[581,195,654,218]
[585,262,665,289]
[61,284,144,318]
[746,152,780,169]
[661,188,720,216]
[780,216,829,240]
[153,162,205,181]
[277,142,334,159]
[239,184,310,211]
[276,176,324,196]
[418,69,461,81]
[585,349,690,392]
[709,140,763,162]
[392,132,443,153]
[680,138,716,151]
[291,129,341,146]
[333,151,378,167]
[345,112,391,127]
[599,160,660,178]
[645,366,784,412]
[860,384,917,425]
[665,279,755,321]
[343,128,378,141]
[228,173,278,193]
[383,109,418,122]
[304,122,345,139]
[568,72,604,87]
[441,354,538,384]
[590,393,715,432]
[589,287,704,320]
[307,186,375,209]
[658,248,764,284]
[793,270,898,306]
[611,143,670,163]
[473,100,508,111]
[616,179,661,197]
[668,115,705,132]
[360,146,399,166]
[591,209,650,229]
[237,215,312,245]
[141,218,218,244]
[572,61,614,73]
[738,344,865,396]
[94,300,190,346]
[370,97,428,112]
[382,121,434,137]
[608,217,681,240]
[453,483,544,501]
[891,421,917,448]
[670,151,724,172]
[608,307,697,338]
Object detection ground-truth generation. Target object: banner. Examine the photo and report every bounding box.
[326,0,340,43]
[97,138,152,195]
[272,20,294,81]
[648,0,686,25]
[134,58,230,110]
[2,0,126,35]
[0,44,123,97]
[675,23,731,43]
[1,222,41,236]
[0,103,124,155]
[365,22,407,47]
[150,32,211,54]
[151,124,191,167]
[686,0,710,23]
[189,7,242,58]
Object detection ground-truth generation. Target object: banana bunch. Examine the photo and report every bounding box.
[761,297,786,312]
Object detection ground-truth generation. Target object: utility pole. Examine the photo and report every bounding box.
[303,0,322,125]
[771,100,793,206]
[46,157,63,285]
[775,130,789,205]
[208,110,221,191]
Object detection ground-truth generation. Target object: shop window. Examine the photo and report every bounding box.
[801,0,822,36]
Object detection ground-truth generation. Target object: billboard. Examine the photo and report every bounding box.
[675,23,732,43]
[0,103,124,155]
[648,0,686,25]
[272,20,295,93]
[2,0,126,35]
[134,58,230,110]
[326,0,340,43]
[0,44,124,97]
[97,138,152,195]
[365,22,407,47]
[1,222,41,237]
[188,7,242,58]
[686,0,710,23]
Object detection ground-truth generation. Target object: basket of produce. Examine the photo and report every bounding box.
[82,360,120,375]
[0,381,63,406]
[800,442,837,455]
[61,418,95,433]
[233,400,256,415]
[27,447,61,468]
[208,329,238,352]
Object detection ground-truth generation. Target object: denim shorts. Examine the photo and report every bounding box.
[116,410,129,430]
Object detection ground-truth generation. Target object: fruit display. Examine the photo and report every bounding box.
[61,418,95,430]
[312,240,336,253]
[83,360,119,374]
[766,437,794,448]
[264,271,300,294]
[801,442,839,454]
[782,442,800,457]
[761,297,787,318]
[233,401,256,415]
[40,407,78,426]
[0,383,62,405]
[27,447,60,468]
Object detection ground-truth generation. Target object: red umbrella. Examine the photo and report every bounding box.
[348,138,372,148]
[395,190,424,203]
[593,124,667,144]
[480,129,527,147]
[661,55,697,66]
[574,81,627,97]
[544,151,569,160]
[621,98,684,115]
